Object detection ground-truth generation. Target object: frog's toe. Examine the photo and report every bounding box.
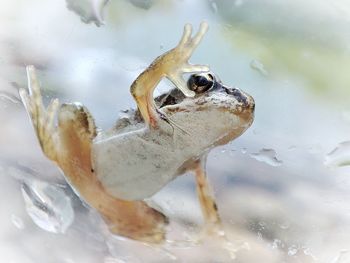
[168,63,209,97]
[179,23,193,46]
[19,88,32,115]
[190,21,209,48]
[169,73,195,97]
[44,98,60,128]
[178,21,208,49]
[182,63,210,73]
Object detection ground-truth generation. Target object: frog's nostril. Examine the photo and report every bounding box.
[224,87,247,105]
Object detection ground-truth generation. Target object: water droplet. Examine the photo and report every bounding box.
[209,0,218,13]
[250,59,268,76]
[258,221,266,230]
[331,249,350,263]
[66,0,109,26]
[222,23,233,33]
[303,248,317,260]
[341,111,350,123]
[257,232,262,240]
[307,144,322,154]
[325,141,350,167]
[279,221,290,230]
[11,214,25,229]
[288,245,298,256]
[234,0,243,6]
[288,145,297,151]
[104,257,127,263]
[0,92,20,104]
[228,149,236,157]
[217,230,225,237]
[250,148,283,167]
[129,0,153,9]
[21,180,74,233]
[271,239,282,249]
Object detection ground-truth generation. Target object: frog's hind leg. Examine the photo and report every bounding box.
[130,22,209,128]
[20,66,168,243]
[193,159,221,233]
[57,104,168,243]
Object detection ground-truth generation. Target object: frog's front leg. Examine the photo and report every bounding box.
[20,66,168,243]
[130,22,209,128]
[193,159,222,232]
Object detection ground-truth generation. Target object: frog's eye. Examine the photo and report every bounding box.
[187,73,214,94]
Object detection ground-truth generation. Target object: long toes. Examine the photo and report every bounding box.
[190,21,209,48]
[45,98,59,129]
[26,65,44,115]
[179,23,193,46]
[182,64,210,73]
[19,88,32,113]
[169,73,195,97]
[26,66,41,97]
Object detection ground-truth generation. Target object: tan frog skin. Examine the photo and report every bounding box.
[19,22,255,243]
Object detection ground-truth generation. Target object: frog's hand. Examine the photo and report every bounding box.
[19,66,60,161]
[130,22,209,128]
[57,103,168,243]
[193,158,221,232]
[164,22,210,97]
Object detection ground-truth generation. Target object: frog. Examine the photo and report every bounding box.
[19,22,255,243]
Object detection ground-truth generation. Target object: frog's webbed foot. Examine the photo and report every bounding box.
[130,22,209,129]
[19,66,60,161]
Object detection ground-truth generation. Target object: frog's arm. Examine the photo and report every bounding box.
[130,22,209,128]
[20,66,168,243]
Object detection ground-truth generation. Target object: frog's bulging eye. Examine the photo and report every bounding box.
[187,73,214,94]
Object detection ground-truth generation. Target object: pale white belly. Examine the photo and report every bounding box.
[92,129,192,200]
[92,109,242,200]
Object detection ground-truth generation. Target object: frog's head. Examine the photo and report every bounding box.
[187,72,255,112]
[158,72,255,146]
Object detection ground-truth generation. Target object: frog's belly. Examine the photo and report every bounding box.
[92,132,187,201]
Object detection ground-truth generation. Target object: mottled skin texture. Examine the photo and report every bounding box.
[19,22,255,243]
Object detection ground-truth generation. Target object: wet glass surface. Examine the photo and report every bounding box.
[1,0,350,262]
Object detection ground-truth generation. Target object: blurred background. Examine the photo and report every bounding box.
[1,0,350,262]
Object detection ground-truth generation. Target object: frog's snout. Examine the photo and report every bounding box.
[223,86,255,112]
